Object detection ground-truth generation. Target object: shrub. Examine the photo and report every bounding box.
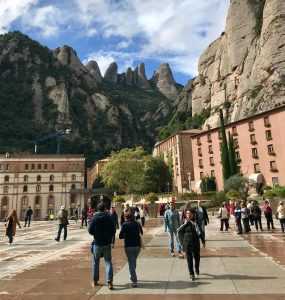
[226,189,240,199]
[264,189,276,198]
[203,192,227,209]
[145,193,159,203]
[113,195,126,204]
[274,186,285,197]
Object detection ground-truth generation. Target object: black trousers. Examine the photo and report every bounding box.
[81,217,87,227]
[264,213,274,230]
[186,251,200,276]
[236,218,243,233]
[141,217,145,227]
[242,218,250,232]
[220,218,229,231]
[25,216,31,226]
[254,216,263,230]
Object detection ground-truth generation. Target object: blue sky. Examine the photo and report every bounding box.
[0,0,229,85]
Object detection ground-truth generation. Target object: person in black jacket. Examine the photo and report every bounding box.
[195,200,209,247]
[110,207,119,248]
[252,201,263,231]
[24,206,33,227]
[178,209,200,281]
[119,211,143,287]
[88,202,116,290]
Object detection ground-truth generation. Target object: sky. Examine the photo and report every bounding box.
[0,0,229,85]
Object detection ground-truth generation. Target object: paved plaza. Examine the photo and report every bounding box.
[0,215,284,299]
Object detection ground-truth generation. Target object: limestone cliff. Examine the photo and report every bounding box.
[180,0,285,128]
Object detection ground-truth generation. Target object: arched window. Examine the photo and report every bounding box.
[23,185,28,192]
[49,185,54,192]
[4,175,9,182]
[35,195,40,205]
[71,184,76,189]
[21,196,28,205]
[4,186,9,193]
[48,196,54,204]
[24,175,28,182]
[50,175,54,182]
[71,174,76,181]
[37,175,41,182]
[2,197,8,206]
[36,185,41,192]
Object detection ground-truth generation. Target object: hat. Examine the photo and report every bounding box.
[61,205,65,209]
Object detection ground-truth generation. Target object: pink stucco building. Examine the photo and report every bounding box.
[191,106,285,192]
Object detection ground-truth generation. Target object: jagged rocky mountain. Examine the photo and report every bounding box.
[0,32,183,162]
[175,0,285,128]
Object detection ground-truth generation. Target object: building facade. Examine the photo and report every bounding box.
[0,154,85,220]
[153,130,203,193]
[86,158,109,189]
[191,106,285,192]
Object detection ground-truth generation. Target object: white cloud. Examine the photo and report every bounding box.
[86,28,97,37]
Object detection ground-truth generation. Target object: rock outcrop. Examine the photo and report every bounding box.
[86,60,103,83]
[187,0,285,128]
[150,63,179,101]
[104,62,118,83]
[175,79,194,113]
[134,63,151,89]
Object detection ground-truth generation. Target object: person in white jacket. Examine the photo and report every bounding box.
[218,203,229,231]
[277,201,285,233]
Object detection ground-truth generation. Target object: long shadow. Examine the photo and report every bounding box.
[202,273,277,280]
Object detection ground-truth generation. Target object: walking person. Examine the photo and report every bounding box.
[139,205,147,227]
[277,201,285,233]
[74,208,78,223]
[110,207,119,248]
[218,203,229,231]
[164,199,183,257]
[88,202,115,289]
[24,206,33,227]
[241,202,251,233]
[263,200,275,230]
[55,206,69,242]
[121,203,131,226]
[5,209,21,245]
[252,201,263,231]
[119,211,143,287]
[195,200,209,247]
[80,207,88,228]
[247,200,254,226]
[178,209,200,281]
[234,202,243,234]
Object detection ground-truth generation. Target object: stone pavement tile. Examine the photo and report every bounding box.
[202,247,262,258]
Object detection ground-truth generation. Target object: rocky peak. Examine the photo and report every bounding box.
[104,62,118,83]
[125,67,133,85]
[86,60,102,83]
[134,63,151,89]
[150,63,178,101]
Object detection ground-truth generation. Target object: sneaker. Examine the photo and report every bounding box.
[190,274,195,281]
[178,253,184,259]
[195,269,199,275]
[132,283,137,288]
[107,282,113,290]
[170,251,175,257]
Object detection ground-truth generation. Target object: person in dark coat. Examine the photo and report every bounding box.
[110,207,119,247]
[195,200,209,247]
[88,202,116,290]
[252,201,263,231]
[5,209,21,245]
[80,207,88,228]
[178,209,200,281]
[24,206,33,227]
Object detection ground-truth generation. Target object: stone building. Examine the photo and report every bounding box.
[191,106,285,192]
[153,130,203,193]
[0,153,85,220]
[86,158,109,189]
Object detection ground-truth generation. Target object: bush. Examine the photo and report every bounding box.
[226,189,240,199]
[145,193,159,203]
[113,195,126,204]
[203,192,227,209]
[274,186,285,197]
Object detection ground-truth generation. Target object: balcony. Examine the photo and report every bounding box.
[264,123,271,128]
[270,168,278,172]
[236,158,242,164]
[208,150,213,154]
[198,164,203,169]
[207,139,212,143]
[197,142,202,146]
[268,151,276,156]
[234,144,239,149]
[198,153,203,157]
[248,128,255,132]
[210,163,215,166]
[252,154,259,159]
[250,140,257,145]
[266,136,273,141]
[233,132,238,136]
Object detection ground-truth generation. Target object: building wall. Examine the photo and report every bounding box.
[87,159,109,189]
[191,107,285,192]
[0,154,85,220]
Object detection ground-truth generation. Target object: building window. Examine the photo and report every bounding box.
[35,196,40,205]
[219,142,222,151]
[248,121,255,131]
[232,126,238,135]
[197,137,201,146]
[233,138,239,148]
[267,144,275,155]
[31,164,35,170]
[210,170,215,177]
[72,174,76,181]
[235,151,240,159]
[70,194,76,204]
[21,197,28,205]
[51,164,54,170]
[207,133,212,143]
[38,164,41,170]
[23,185,28,192]
[264,116,271,127]
[270,161,278,172]
[6,164,9,170]
[50,175,54,182]
[198,148,202,156]
[272,177,279,187]
[208,145,213,154]
[200,172,204,179]
[71,184,76,189]
[44,164,48,170]
[199,159,203,168]
[174,146,177,154]
[265,130,272,140]
[250,134,257,144]
[3,186,9,193]
[37,175,41,182]
[254,163,260,173]
[2,197,8,206]
[25,164,29,170]
[24,175,28,182]
[4,175,9,182]
[175,157,178,165]
[209,157,214,166]
[252,148,258,158]
[0,164,3,170]
[49,185,54,192]
[36,185,41,192]
[48,196,54,205]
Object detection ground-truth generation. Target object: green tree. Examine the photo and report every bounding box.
[228,132,238,175]
[201,176,217,192]
[219,109,231,181]
[224,174,250,200]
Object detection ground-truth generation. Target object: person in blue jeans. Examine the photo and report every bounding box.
[164,199,183,258]
[88,202,116,290]
[119,211,143,287]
